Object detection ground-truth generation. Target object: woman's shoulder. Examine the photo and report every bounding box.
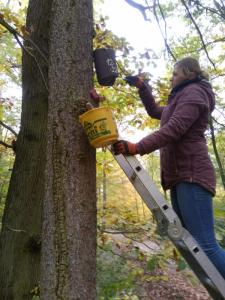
[182,81,206,93]
[176,82,212,108]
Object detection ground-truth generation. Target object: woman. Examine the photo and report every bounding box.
[113,57,225,279]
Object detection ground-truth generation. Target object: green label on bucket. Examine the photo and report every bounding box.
[83,118,111,141]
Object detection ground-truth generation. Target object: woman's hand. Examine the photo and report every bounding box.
[124,75,144,88]
[112,140,137,155]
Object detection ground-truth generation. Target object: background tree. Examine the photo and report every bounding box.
[0,0,51,298]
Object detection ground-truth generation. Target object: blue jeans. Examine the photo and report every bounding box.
[170,182,225,279]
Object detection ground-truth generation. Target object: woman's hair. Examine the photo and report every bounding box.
[174,57,209,81]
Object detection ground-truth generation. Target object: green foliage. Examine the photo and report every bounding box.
[177,258,187,272]
[208,130,225,186]
[96,149,156,235]
[0,0,28,85]
[146,255,159,272]
[213,188,225,246]
[97,247,137,299]
[0,33,21,85]
[30,286,40,300]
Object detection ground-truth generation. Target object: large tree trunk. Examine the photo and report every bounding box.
[0,0,51,299]
[40,1,96,299]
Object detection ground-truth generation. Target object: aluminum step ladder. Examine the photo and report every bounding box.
[110,150,225,300]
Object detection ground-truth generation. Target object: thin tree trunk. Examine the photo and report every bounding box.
[40,1,96,299]
[135,194,140,221]
[209,117,225,189]
[102,148,107,229]
[0,0,51,298]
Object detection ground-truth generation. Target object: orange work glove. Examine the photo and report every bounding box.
[113,140,137,155]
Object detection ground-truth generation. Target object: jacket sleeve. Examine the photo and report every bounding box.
[136,86,209,155]
[138,83,165,120]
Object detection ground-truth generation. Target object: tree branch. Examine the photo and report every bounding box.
[98,226,143,234]
[124,0,151,20]
[213,0,225,20]
[0,140,13,149]
[177,37,225,56]
[211,73,225,80]
[13,34,49,91]
[151,0,176,61]
[0,15,49,91]
[123,0,176,60]
[0,120,18,137]
[212,116,225,129]
[206,4,224,20]
[0,15,48,64]
[157,1,167,43]
[112,86,140,100]
[180,0,217,70]
[157,0,176,61]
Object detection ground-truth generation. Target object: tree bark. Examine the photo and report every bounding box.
[40,1,96,299]
[0,0,51,298]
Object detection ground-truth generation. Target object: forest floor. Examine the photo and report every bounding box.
[109,233,212,300]
[143,265,211,300]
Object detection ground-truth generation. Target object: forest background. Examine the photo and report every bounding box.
[0,0,224,299]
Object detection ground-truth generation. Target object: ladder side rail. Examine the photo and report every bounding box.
[175,242,225,299]
[115,154,180,224]
[173,232,225,298]
[111,151,225,299]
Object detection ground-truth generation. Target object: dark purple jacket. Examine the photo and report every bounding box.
[136,79,216,195]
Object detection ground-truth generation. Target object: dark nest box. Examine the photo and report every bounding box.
[93,48,118,86]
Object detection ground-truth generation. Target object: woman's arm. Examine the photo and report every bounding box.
[139,83,165,120]
[136,86,208,155]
